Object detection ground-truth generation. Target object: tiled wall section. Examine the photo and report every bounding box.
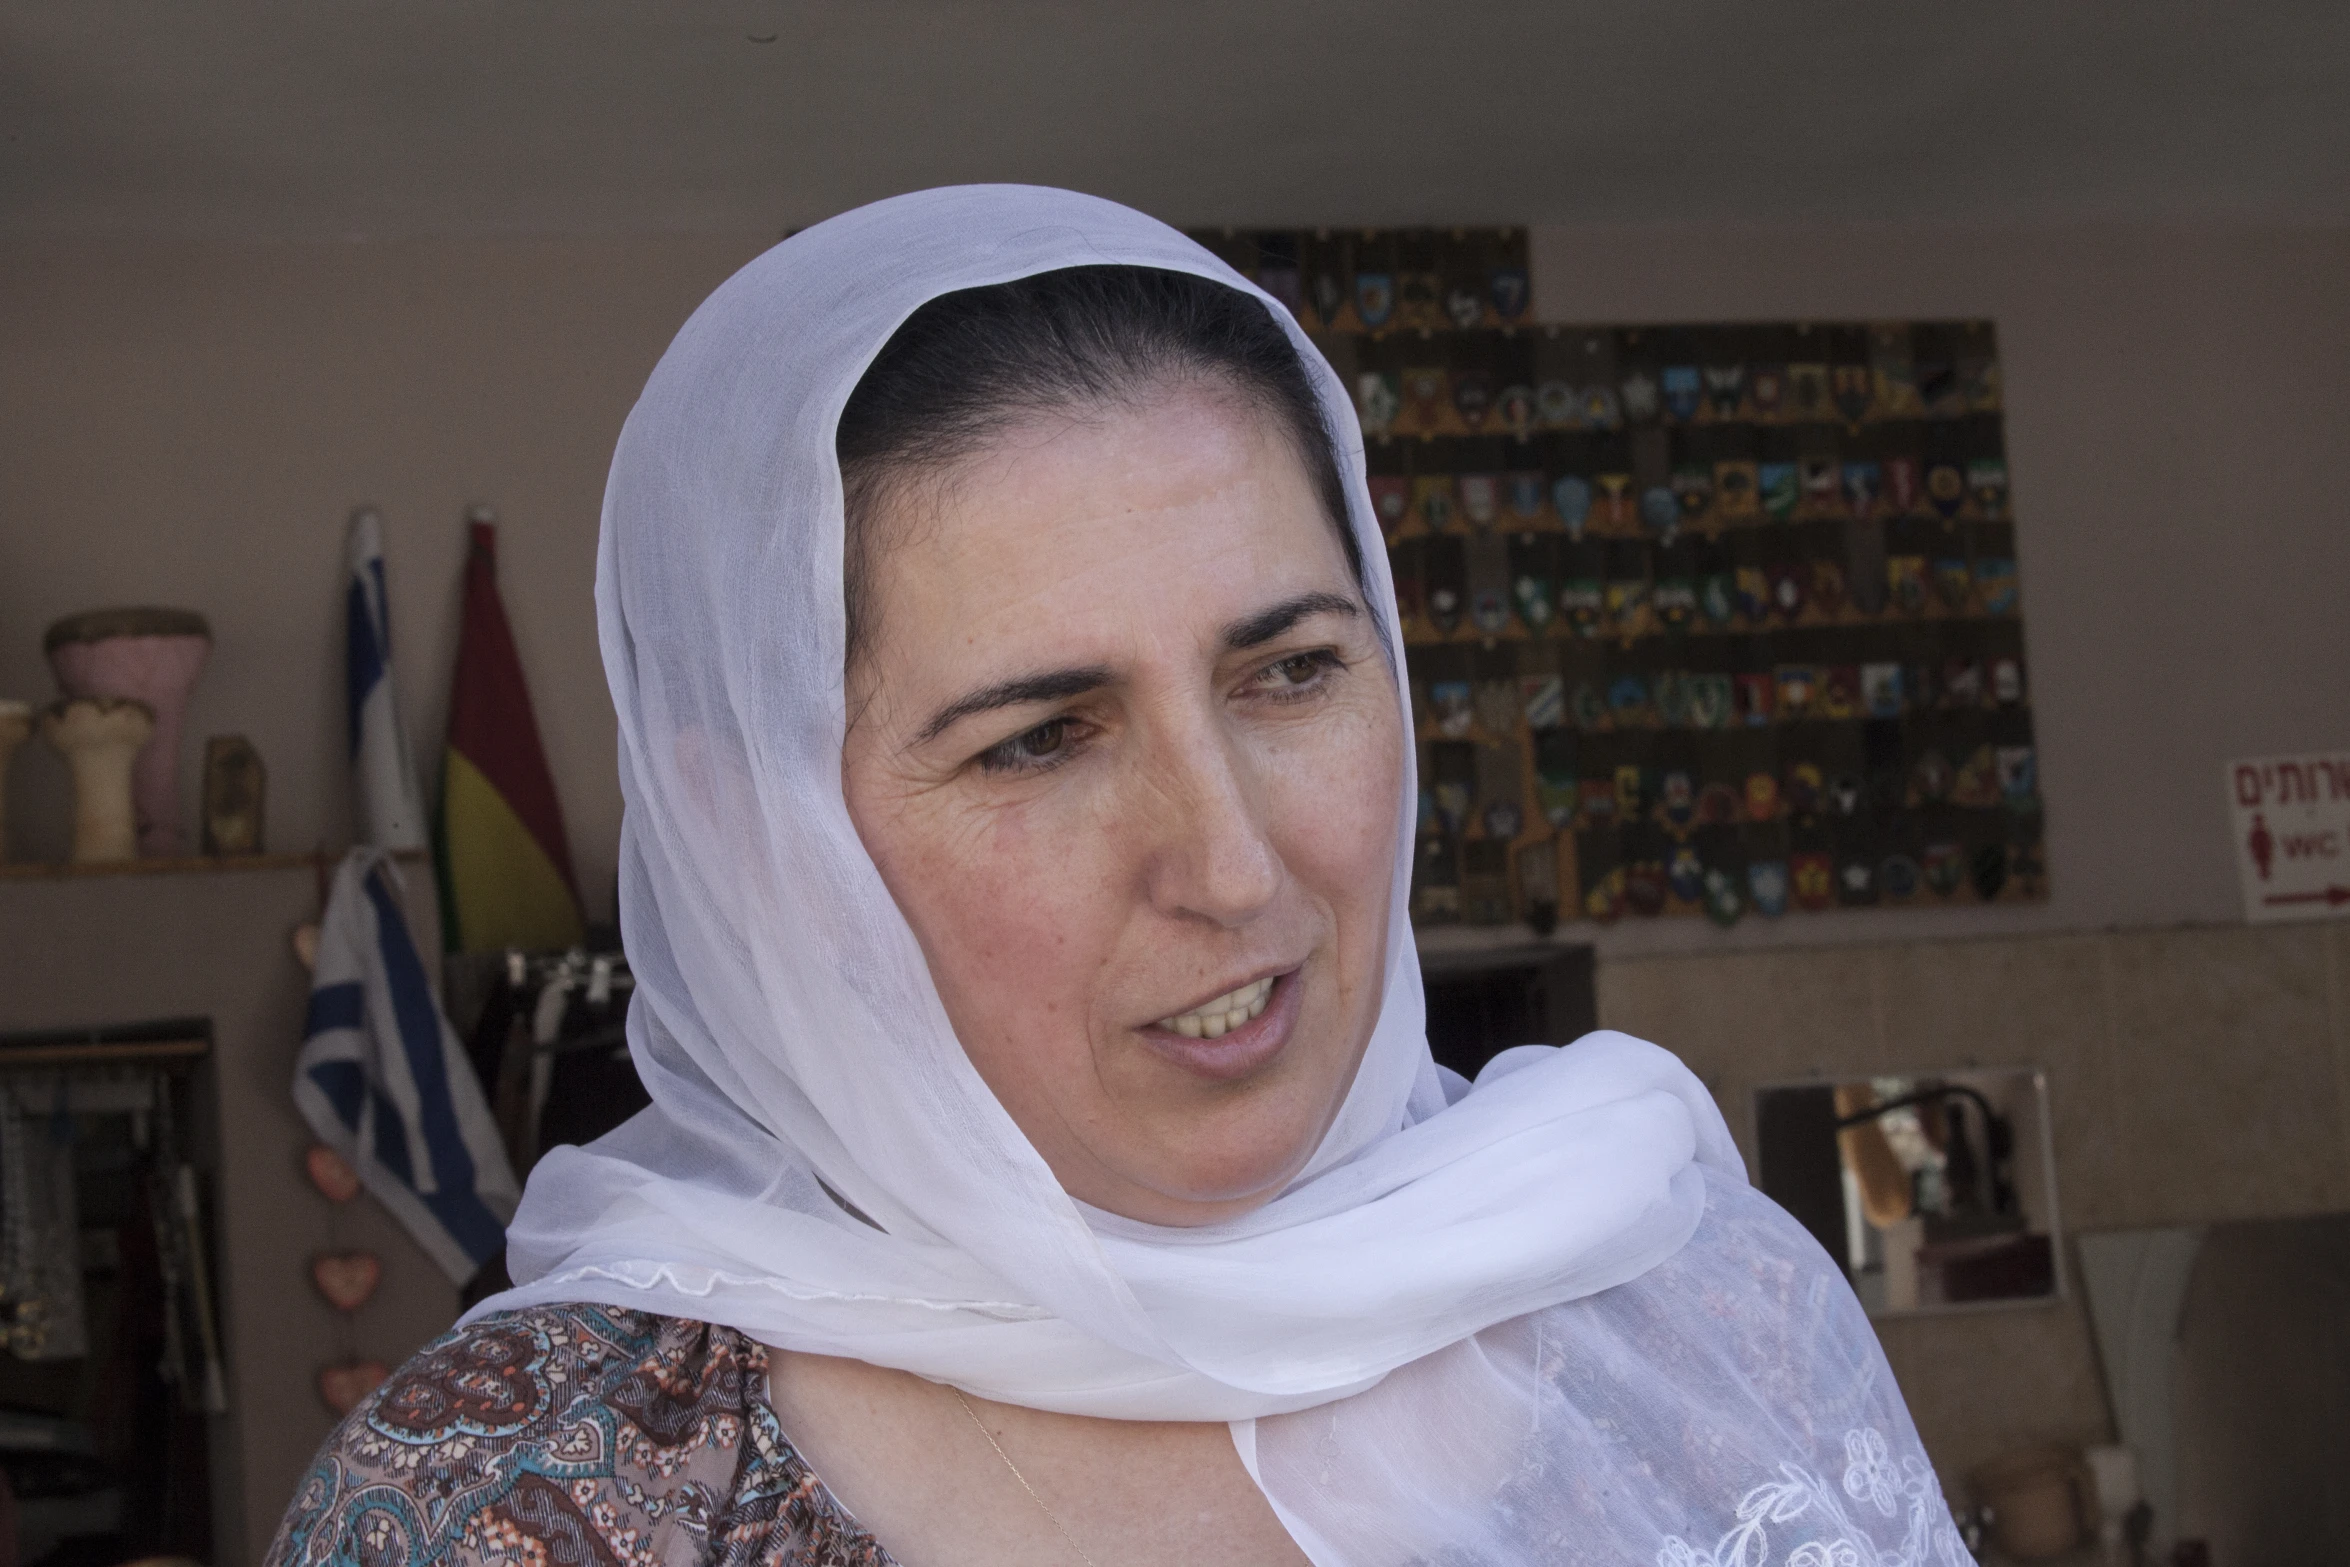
[1596,920,2350,1497]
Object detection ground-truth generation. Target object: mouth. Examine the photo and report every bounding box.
[1138,969,1301,1082]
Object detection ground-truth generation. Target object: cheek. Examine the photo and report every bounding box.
[1261,693,1405,921]
[860,789,1119,1054]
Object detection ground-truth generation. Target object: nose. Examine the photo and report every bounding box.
[1135,716,1283,930]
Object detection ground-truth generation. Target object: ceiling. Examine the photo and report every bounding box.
[6,2,2348,238]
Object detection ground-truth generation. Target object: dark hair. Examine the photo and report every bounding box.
[834,265,1363,666]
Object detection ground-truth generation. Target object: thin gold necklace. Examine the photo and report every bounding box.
[950,1386,1102,1567]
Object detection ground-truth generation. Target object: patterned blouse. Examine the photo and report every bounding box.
[266,1303,899,1567]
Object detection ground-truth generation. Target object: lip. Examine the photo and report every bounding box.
[1136,968,1303,1083]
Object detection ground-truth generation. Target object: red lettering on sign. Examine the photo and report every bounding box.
[2282,831,2343,860]
[2236,765,2266,807]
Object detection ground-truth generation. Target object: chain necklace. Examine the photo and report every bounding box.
[950,1386,1102,1567]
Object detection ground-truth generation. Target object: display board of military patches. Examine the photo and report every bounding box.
[1188,227,2046,931]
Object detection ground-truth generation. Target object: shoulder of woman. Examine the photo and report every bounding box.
[265,1301,892,1567]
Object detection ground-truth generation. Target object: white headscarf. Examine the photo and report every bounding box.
[483,186,1964,1567]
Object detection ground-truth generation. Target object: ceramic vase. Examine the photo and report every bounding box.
[0,700,29,863]
[45,607,211,858]
[38,698,154,863]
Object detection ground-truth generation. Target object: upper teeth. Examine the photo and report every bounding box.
[1156,977,1274,1040]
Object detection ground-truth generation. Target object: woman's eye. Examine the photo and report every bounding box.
[1256,649,1344,694]
[977,719,1074,773]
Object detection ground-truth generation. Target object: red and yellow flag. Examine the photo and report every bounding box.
[433,512,585,952]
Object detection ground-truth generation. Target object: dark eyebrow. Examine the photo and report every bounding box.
[1222,591,1361,652]
[916,665,1113,745]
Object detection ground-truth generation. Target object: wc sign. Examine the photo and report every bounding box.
[2228,751,2350,923]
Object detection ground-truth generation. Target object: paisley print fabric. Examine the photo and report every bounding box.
[266,1304,897,1567]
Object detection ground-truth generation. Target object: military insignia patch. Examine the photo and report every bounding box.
[1748,364,1787,418]
[1619,370,1660,424]
[1310,265,1346,335]
[1734,671,1776,727]
[1687,672,1735,729]
[1714,460,1760,520]
[1510,536,1555,631]
[1758,461,1802,521]
[1950,744,2002,809]
[1412,833,1461,922]
[1367,476,1412,536]
[1910,749,1954,806]
[1521,674,1566,731]
[1827,772,1865,817]
[1924,460,1967,519]
[1583,864,1627,924]
[1702,865,1744,926]
[1426,535,1466,633]
[1991,656,2025,705]
[1496,385,1538,438]
[1883,455,1922,516]
[1836,854,1878,906]
[1459,473,1501,530]
[1782,760,1825,816]
[1568,679,1608,730]
[1886,554,1930,615]
[1703,364,1746,419]
[1861,662,1906,718]
[1607,674,1654,727]
[1975,557,2020,616]
[1786,362,1830,420]
[1403,366,1449,430]
[1659,365,1702,423]
[1734,565,1772,623]
[1429,680,1475,738]
[1744,769,1781,821]
[1996,745,2038,808]
[1578,776,1619,826]
[1933,557,1974,613]
[1923,842,1965,896]
[1767,561,1808,621]
[1470,588,1512,639]
[1698,781,1741,824]
[1506,470,1546,523]
[1605,577,1651,639]
[1870,326,1920,416]
[1593,472,1634,529]
[1534,728,1577,825]
[1810,559,1848,618]
[1613,762,1648,817]
[1561,573,1605,638]
[1659,772,1700,836]
[1453,372,1495,431]
[1967,457,2010,519]
[1670,463,1714,522]
[1415,475,1458,534]
[1791,851,1835,911]
[1775,664,1821,718]
[1624,859,1669,918]
[1941,657,1984,707]
[1748,859,1790,917]
[1830,364,1874,425]
[1482,801,1524,842]
[1489,267,1531,323]
[1840,460,1883,520]
[1653,574,1697,634]
[1698,564,1737,628]
[1583,386,1624,429]
[1799,456,1844,518]
[1552,474,1594,538]
[1667,841,1705,900]
[1355,271,1396,331]
[1880,853,1922,902]
[1654,670,1695,727]
[1445,283,1485,332]
[1639,485,1680,537]
[1820,664,1862,720]
[1537,381,1580,429]
[1357,372,1401,437]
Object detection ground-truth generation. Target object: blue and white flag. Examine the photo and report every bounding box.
[346,507,427,850]
[295,849,519,1281]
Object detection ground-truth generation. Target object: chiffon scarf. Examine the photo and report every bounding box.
[480,185,1963,1567]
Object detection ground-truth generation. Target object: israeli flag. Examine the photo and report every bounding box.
[346,507,427,849]
[294,849,520,1282]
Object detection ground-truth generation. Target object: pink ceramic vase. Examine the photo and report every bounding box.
[45,607,212,858]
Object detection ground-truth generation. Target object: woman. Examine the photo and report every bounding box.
[270,187,1963,1567]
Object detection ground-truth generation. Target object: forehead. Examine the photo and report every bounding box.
[862,387,1356,670]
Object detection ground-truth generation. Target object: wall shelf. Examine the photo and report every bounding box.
[0,848,425,883]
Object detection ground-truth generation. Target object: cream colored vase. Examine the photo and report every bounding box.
[0,699,29,863]
[39,697,156,864]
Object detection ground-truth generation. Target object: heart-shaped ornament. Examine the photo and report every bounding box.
[317,1359,389,1416]
[312,1251,381,1311]
[305,1145,360,1203]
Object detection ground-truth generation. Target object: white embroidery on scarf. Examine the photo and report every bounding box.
[1655,1427,1970,1567]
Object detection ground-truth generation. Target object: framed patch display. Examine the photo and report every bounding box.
[1195,227,2045,932]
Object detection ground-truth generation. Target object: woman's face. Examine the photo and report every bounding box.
[841,381,1402,1227]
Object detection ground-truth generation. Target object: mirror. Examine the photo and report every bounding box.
[1754,1068,2062,1316]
